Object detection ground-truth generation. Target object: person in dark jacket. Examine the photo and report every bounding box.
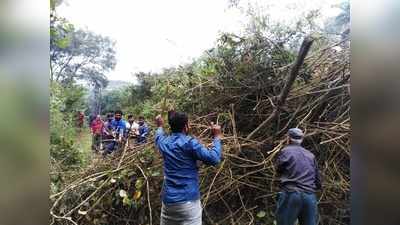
[275,128,322,225]
[154,111,222,225]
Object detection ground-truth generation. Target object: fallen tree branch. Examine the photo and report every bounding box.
[246,36,314,139]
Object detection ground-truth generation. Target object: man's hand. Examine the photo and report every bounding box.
[155,114,164,127]
[211,122,222,139]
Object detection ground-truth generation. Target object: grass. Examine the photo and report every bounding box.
[74,128,93,166]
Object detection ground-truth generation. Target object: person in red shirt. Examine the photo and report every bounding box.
[90,115,104,152]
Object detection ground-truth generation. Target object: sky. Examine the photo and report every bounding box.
[58,0,344,83]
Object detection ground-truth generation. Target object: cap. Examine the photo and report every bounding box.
[288,128,304,139]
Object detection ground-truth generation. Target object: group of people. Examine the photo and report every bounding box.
[154,111,321,225]
[90,110,149,154]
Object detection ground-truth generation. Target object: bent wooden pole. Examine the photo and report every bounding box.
[246,36,314,140]
[161,79,170,118]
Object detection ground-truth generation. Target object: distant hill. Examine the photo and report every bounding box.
[105,80,131,91]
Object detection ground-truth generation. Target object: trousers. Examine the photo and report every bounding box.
[276,191,318,225]
[92,134,101,151]
[160,200,202,225]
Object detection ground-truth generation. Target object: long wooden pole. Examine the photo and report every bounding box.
[246,36,314,140]
[161,79,170,119]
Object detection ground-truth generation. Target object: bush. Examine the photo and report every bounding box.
[50,83,87,193]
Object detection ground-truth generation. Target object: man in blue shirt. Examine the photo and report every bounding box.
[275,128,321,225]
[106,110,126,153]
[154,111,222,225]
[137,116,149,144]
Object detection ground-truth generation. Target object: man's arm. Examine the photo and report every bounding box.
[275,150,288,175]
[189,138,222,166]
[189,123,222,166]
[155,127,166,146]
[315,159,322,190]
[103,124,110,135]
[117,122,125,141]
[154,115,167,149]
[141,126,149,137]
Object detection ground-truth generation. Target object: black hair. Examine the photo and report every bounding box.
[168,110,176,122]
[107,113,114,118]
[115,110,123,115]
[168,111,188,133]
[127,114,133,119]
[138,116,145,120]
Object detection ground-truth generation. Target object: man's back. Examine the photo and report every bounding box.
[158,133,200,203]
[154,112,222,225]
[276,144,321,193]
[155,128,221,204]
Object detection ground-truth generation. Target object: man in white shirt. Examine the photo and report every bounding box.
[125,114,139,137]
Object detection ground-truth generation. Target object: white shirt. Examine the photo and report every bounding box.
[126,121,139,135]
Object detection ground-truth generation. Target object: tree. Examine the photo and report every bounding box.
[98,89,124,114]
[50,28,116,88]
[324,1,350,39]
[50,3,116,116]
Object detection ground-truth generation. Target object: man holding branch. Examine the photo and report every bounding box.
[154,111,222,225]
[275,128,322,225]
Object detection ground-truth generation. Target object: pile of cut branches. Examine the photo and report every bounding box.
[50,37,350,225]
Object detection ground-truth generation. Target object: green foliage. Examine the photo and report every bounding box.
[99,89,124,113]
[96,18,305,122]
[256,210,266,218]
[50,0,112,207]
[50,3,115,89]
[50,28,115,87]
[50,12,75,52]
[55,36,71,49]
[324,0,350,38]
[50,0,63,11]
[64,84,87,113]
[50,83,86,171]
[99,74,157,117]
[92,7,328,138]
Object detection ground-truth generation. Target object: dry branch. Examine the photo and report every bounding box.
[247,36,314,139]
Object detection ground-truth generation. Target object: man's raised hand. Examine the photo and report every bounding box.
[155,114,164,127]
[211,122,222,139]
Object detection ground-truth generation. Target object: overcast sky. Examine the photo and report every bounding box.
[58,0,343,82]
